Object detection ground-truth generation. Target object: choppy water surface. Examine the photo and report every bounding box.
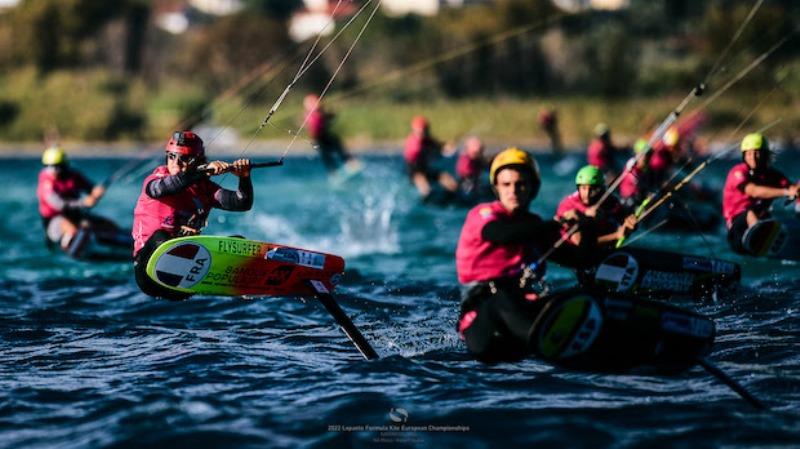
[1,150,799,449]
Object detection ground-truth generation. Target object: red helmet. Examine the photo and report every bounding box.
[304,93,320,110]
[166,131,204,157]
[411,115,428,132]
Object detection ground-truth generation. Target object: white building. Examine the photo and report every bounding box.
[551,0,630,13]
[288,0,358,42]
[188,0,244,16]
[381,0,490,17]
[0,0,19,10]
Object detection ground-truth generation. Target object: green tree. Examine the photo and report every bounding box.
[10,0,129,73]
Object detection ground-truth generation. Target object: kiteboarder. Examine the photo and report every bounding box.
[455,136,486,197]
[403,115,459,202]
[455,147,599,363]
[132,131,254,299]
[586,123,624,180]
[723,133,799,254]
[538,107,563,155]
[303,93,358,174]
[618,138,656,205]
[36,146,123,257]
[555,165,637,247]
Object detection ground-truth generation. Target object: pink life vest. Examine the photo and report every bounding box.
[648,143,673,175]
[132,166,220,255]
[306,108,326,140]
[587,138,612,171]
[37,167,93,219]
[456,152,481,180]
[722,162,789,228]
[555,191,624,240]
[403,133,425,165]
[456,201,536,284]
[619,160,644,200]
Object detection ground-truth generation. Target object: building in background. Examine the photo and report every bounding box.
[0,0,19,11]
[551,0,630,12]
[154,1,190,34]
[188,0,244,16]
[381,0,491,17]
[289,0,358,42]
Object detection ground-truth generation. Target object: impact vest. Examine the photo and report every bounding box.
[306,108,326,140]
[456,152,481,181]
[456,201,537,284]
[587,138,612,171]
[619,161,643,200]
[37,167,93,219]
[403,134,439,170]
[555,191,624,239]
[132,166,220,255]
[722,162,789,228]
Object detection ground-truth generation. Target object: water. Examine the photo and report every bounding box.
[1,151,799,449]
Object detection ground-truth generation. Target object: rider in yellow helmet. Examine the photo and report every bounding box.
[722,133,799,254]
[455,147,599,363]
[36,146,106,254]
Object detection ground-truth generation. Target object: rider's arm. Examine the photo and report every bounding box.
[214,176,253,211]
[743,183,797,199]
[145,171,204,198]
[481,214,557,244]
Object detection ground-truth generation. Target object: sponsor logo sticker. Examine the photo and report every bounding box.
[309,279,329,293]
[595,253,639,292]
[154,243,212,289]
[266,247,326,270]
[640,270,693,292]
[478,207,494,219]
[661,312,714,338]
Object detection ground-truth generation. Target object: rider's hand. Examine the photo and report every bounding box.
[786,184,799,199]
[230,159,251,178]
[205,161,229,176]
[617,214,638,239]
[559,209,580,223]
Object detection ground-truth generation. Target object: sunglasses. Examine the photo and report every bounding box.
[167,152,197,165]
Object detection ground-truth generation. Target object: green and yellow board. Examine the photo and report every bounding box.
[145,236,345,296]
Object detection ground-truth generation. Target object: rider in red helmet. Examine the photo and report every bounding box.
[303,93,356,173]
[455,136,487,196]
[132,131,254,299]
[403,115,459,201]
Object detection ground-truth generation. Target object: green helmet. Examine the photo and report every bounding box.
[741,133,769,152]
[575,165,604,186]
[633,138,649,154]
[42,147,67,166]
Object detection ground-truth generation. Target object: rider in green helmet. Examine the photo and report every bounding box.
[556,165,637,247]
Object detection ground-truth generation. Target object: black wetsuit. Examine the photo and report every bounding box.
[459,213,599,363]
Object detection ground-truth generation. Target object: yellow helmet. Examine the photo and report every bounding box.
[663,127,680,147]
[489,147,541,197]
[42,147,67,166]
[594,123,610,138]
[741,133,768,152]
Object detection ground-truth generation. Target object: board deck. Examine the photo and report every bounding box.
[591,247,740,299]
[145,236,345,296]
[742,219,800,261]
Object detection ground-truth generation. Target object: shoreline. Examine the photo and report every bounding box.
[0,134,749,158]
